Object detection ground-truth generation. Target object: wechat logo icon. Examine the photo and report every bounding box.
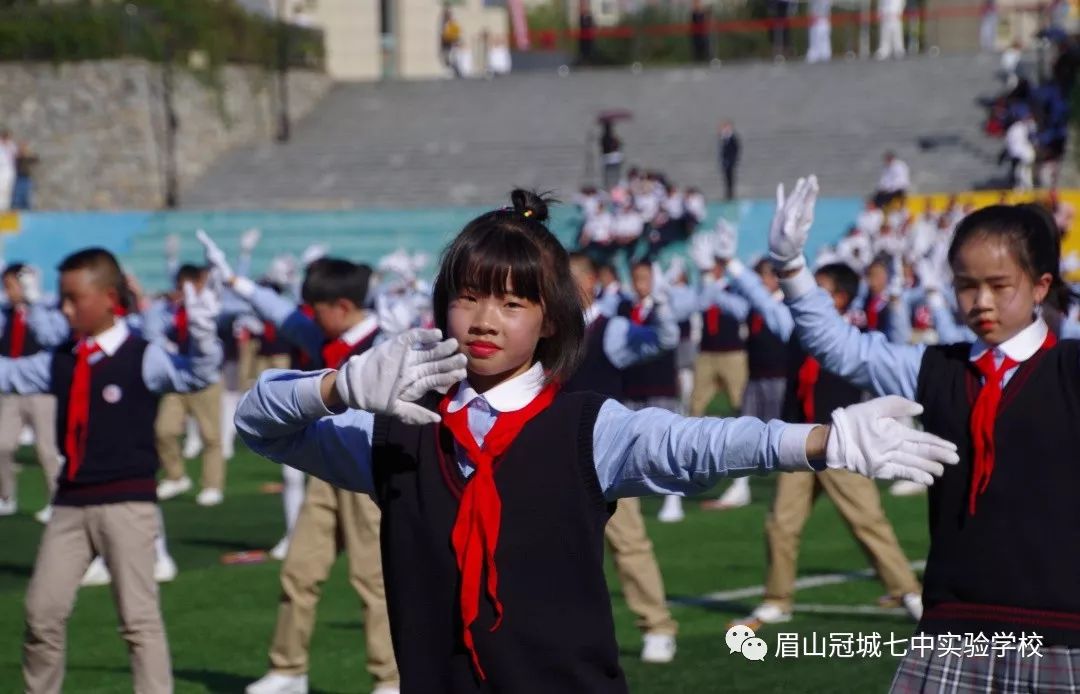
[726,624,768,661]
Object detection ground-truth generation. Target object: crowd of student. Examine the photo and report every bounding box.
[3,177,1078,693]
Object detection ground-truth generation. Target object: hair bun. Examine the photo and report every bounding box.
[510,189,551,223]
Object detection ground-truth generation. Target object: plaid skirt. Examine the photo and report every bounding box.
[890,644,1080,693]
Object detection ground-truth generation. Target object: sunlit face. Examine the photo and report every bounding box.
[569,258,597,306]
[630,265,653,300]
[60,269,118,337]
[814,274,850,313]
[952,238,1050,345]
[310,299,356,340]
[447,276,550,385]
[2,274,22,305]
[866,263,888,295]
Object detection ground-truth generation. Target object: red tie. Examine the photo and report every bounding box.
[262,321,277,344]
[321,339,353,369]
[174,307,188,345]
[967,332,1056,515]
[9,307,26,357]
[796,356,820,423]
[705,305,721,335]
[630,303,645,325]
[866,295,885,331]
[65,341,102,481]
[749,313,764,336]
[437,381,559,680]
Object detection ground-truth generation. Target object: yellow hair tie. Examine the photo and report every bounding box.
[522,209,534,218]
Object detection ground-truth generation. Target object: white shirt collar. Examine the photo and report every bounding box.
[339,314,378,345]
[85,318,130,357]
[447,361,545,414]
[584,302,602,326]
[969,317,1048,364]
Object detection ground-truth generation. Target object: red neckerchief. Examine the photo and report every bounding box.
[174,306,188,344]
[263,321,277,344]
[865,294,887,331]
[9,306,26,357]
[796,356,820,423]
[749,312,764,336]
[65,340,103,481]
[437,381,559,680]
[968,331,1057,515]
[705,305,721,335]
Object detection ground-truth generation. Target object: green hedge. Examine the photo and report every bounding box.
[0,0,323,69]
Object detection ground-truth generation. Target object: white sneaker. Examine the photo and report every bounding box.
[657,495,685,523]
[80,557,112,587]
[702,479,751,510]
[640,632,676,663]
[269,536,290,561]
[195,488,224,507]
[902,592,923,621]
[890,480,928,497]
[157,476,192,501]
[731,602,793,630]
[0,497,16,516]
[34,505,53,524]
[371,686,400,694]
[154,554,178,583]
[245,672,308,694]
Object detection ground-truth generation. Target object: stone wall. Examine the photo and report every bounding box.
[0,59,330,209]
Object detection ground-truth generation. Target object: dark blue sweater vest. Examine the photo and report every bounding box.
[915,339,1080,646]
[49,336,160,506]
[370,391,626,693]
[562,315,624,400]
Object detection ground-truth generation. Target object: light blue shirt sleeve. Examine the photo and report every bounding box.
[0,352,53,394]
[728,269,794,341]
[602,313,677,369]
[698,280,751,321]
[27,304,70,348]
[141,299,173,346]
[1060,318,1080,339]
[930,301,976,344]
[247,283,325,364]
[592,399,816,500]
[667,285,699,323]
[141,335,223,393]
[235,369,374,494]
[783,271,925,399]
[887,299,912,346]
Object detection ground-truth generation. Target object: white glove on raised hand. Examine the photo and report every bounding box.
[334,328,467,426]
[888,255,905,299]
[182,281,222,349]
[240,228,262,254]
[165,234,180,262]
[690,232,717,272]
[826,396,959,485]
[196,230,235,282]
[301,243,328,268]
[916,259,940,294]
[17,266,42,305]
[769,175,819,272]
[714,222,738,261]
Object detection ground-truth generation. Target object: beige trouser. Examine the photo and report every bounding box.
[763,470,921,611]
[0,393,61,502]
[604,497,678,636]
[23,502,172,694]
[690,350,749,416]
[155,383,224,490]
[269,477,398,686]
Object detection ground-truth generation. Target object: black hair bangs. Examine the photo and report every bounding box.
[439,216,548,304]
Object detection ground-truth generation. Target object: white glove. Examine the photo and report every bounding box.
[301,243,328,267]
[165,234,180,262]
[182,281,221,350]
[916,259,940,294]
[240,228,262,254]
[196,229,235,282]
[378,249,416,283]
[334,328,468,425]
[888,255,905,299]
[825,396,959,485]
[266,255,296,287]
[17,266,42,305]
[714,222,738,261]
[769,175,819,272]
[410,252,431,274]
[690,232,717,272]
[664,256,686,286]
